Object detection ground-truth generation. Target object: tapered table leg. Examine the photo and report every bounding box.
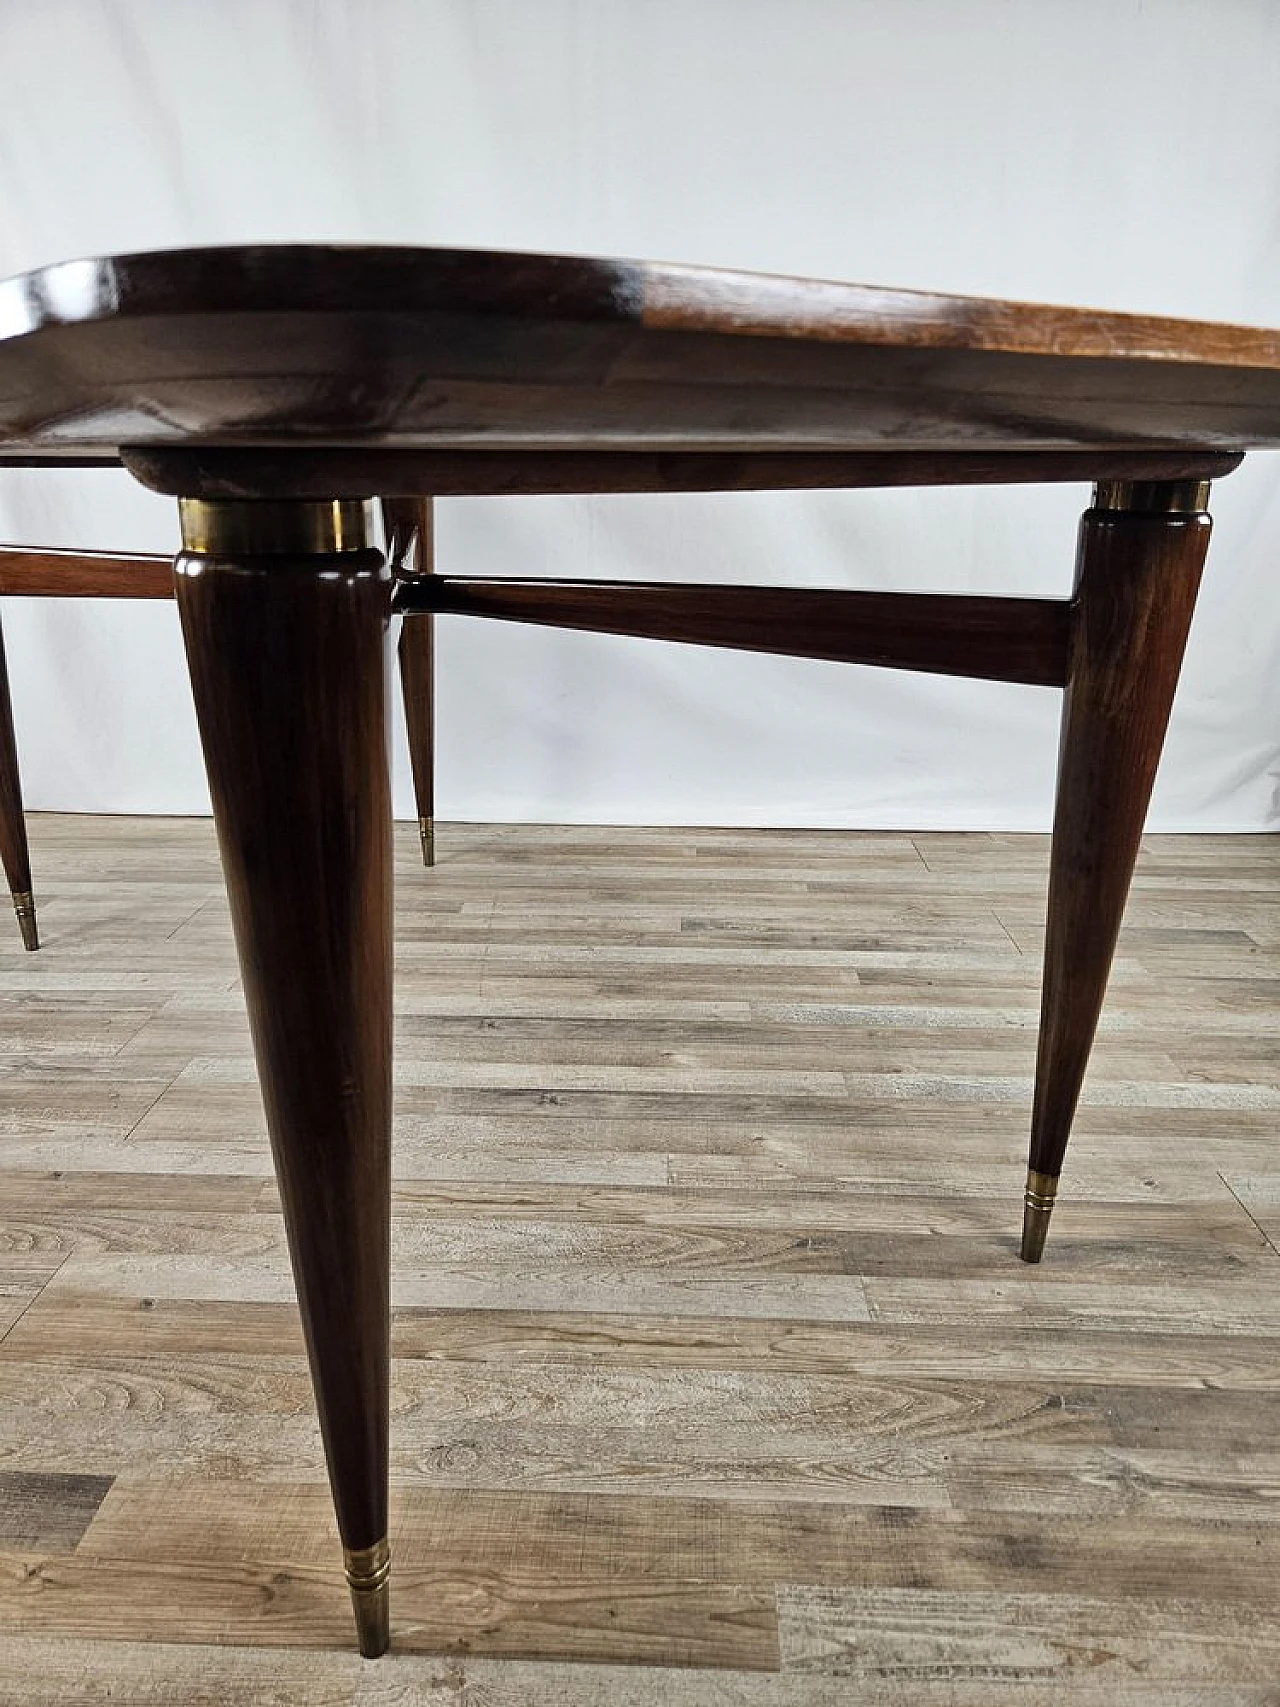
[383,498,436,866]
[173,497,394,1655]
[0,613,37,950]
[1022,479,1213,1261]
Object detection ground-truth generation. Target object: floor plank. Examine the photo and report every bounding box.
[1,815,1278,1699]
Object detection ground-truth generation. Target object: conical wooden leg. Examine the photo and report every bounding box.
[1023,479,1213,1261]
[173,498,394,1654]
[384,498,436,866]
[0,613,37,950]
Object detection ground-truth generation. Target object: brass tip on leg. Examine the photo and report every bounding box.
[418,816,435,868]
[13,891,38,952]
[344,1538,390,1658]
[1020,1169,1058,1264]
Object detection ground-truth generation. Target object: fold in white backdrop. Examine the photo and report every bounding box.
[1,0,1278,829]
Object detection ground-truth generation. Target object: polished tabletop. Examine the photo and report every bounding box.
[0,244,1279,465]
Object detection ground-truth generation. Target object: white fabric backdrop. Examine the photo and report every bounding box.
[1,0,1279,830]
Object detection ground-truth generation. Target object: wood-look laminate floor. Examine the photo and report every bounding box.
[1,814,1278,1704]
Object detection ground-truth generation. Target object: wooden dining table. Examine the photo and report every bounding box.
[0,242,1273,1655]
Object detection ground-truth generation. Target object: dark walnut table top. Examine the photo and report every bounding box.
[0,245,1278,485]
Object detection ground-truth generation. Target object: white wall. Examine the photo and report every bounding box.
[1,0,1278,830]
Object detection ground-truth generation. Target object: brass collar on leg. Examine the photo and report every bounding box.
[344,1537,390,1658]
[12,890,38,952]
[178,498,374,556]
[1020,1168,1059,1265]
[1092,479,1211,515]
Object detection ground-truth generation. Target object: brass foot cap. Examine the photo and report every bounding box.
[419,817,435,868]
[13,892,38,952]
[1019,1169,1058,1264]
[344,1538,390,1659]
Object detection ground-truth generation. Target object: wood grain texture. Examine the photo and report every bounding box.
[0,549,172,599]
[1027,493,1213,1255]
[0,1642,1272,1707]
[402,578,1071,687]
[121,446,1244,500]
[0,1471,113,1552]
[384,498,436,866]
[0,614,34,941]
[1,815,1278,1699]
[0,245,1277,465]
[173,552,394,1581]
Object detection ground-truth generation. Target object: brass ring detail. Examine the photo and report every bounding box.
[178,498,373,556]
[1092,479,1211,515]
[343,1536,391,1592]
[12,890,38,952]
[1024,1169,1059,1211]
[343,1537,390,1657]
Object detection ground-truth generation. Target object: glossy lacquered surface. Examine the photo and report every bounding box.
[0,613,35,946]
[383,497,436,867]
[123,445,1244,500]
[1024,500,1212,1257]
[401,578,1071,687]
[1,245,1280,462]
[174,545,394,1652]
[0,546,172,597]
